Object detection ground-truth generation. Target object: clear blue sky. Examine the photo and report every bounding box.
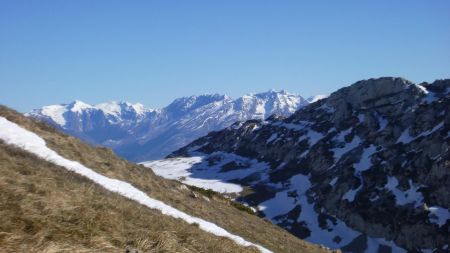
[1,0,449,112]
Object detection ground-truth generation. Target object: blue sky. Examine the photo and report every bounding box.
[1,0,449,112]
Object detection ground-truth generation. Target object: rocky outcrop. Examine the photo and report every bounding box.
[172,78,450,252]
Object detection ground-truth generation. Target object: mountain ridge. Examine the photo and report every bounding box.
[149,77,450,252]
[27,90,309,161]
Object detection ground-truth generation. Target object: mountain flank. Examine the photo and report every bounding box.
[151,77,450,252]
[0,106,332,253]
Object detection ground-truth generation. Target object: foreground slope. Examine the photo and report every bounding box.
[27,90,307,161]
[153,77,450,252]
[0,106,330,253]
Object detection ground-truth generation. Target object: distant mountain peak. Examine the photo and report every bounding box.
[68,100,94,113]
[95,101,148,116]
[27,89,308,161]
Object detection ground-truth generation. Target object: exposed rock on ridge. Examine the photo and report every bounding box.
[170,77,450,252]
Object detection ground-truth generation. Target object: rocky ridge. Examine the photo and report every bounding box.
[169,77,450,252]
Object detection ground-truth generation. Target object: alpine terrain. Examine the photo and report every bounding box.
[143,77,450,253]
[0,105,332,253]
[27,90,310,161]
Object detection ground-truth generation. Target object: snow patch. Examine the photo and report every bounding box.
[428,206,450,227]
[354,145,377,172]
[261,175,408,251]
[142,157,243,193]
[357,114,365,123]
[397,123,444,144]
[307,94,329,103]
[70,100,94,113]
[96,101,122,116]
[303,129,324,146]
[41,105,67,125]
[332,131,361,161]
[141,153,270,194]
[329,177,338,186]
[266,133,279,144]
[343,185,362,202]
[396,128,414,144]
[377,115,388,131]
[385,177,424,207]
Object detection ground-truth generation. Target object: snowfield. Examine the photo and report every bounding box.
[0,117,272,253]
[141,153,409,253]
[141,157,244,193]
[141,152,270,194]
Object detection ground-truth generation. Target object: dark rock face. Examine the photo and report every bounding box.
[172,78,450,252]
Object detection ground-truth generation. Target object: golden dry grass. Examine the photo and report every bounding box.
[0,105,333,253]
[0,142,260,253]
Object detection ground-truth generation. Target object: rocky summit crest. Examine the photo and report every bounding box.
[168,77,450,252]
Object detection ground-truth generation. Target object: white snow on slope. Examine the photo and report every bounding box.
[142,150,410,252]
[259,174,406,252]
[332,131,361,161]
[307,94,329,103]
[95,101,123,116]
[71,100,94,112]
[354,145,377,172]
[385,177,424,207]
[141,157,243,193]
[273,121,325,146]
[266,133,279,144]
[342,185,362,202]
[41,105,67,125]
[377,115,388,131]
[397,122,444,144]
[141,152,270,194]
[428,206,450,227]
[302,128,325,146]
[396,129,414,144]
[0,117,272,253]
[96,101,147,116]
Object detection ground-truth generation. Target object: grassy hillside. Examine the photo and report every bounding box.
[0,106,331,253]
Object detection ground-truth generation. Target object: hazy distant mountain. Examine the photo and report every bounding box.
[27,90,308,161]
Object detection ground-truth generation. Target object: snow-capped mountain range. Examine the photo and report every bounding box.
[27,90,319,161]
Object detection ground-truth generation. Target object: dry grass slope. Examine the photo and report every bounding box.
[0,105,333,253]
[0,142,259,253]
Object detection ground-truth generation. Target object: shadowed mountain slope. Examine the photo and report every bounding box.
[155,77,450,252]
